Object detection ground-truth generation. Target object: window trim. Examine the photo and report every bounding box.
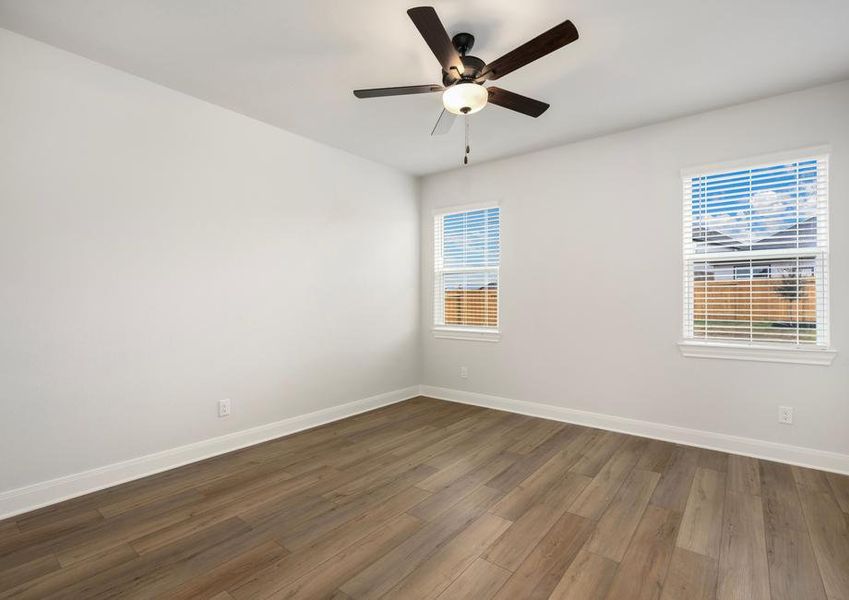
[432,201,500,217]
[680,145,831,179]
[432,203,501,341]
[679,147,836,365]
[678,340,836,366]
[432,327,501,342]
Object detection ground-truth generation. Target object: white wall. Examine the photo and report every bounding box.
[0,28,419,494]
[420,80,849,458]
[2,25,847,506]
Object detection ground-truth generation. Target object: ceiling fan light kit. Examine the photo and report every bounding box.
[442,82,488,115]
[353,6,579,164]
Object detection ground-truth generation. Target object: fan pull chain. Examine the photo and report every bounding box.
[464,115,470,165]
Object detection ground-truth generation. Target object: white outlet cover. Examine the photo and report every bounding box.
[218,398,231,417]
[778,406,793,424]
[460,367,468,378]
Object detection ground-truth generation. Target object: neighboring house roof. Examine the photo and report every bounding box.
[694,216,816,252]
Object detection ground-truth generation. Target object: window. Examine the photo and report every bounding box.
[433,205,500,341]
[681,149,835,364]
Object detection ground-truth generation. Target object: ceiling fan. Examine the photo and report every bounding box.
[353,6,579,139]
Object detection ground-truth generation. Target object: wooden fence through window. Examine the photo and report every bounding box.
[693,276,816,323]
[444,288,498,327]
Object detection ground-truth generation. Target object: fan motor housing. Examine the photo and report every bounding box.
[443,55,486,86]
[441,32,485,85]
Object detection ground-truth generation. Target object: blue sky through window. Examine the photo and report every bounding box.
[690,160,818,249]
[442,207,499,291]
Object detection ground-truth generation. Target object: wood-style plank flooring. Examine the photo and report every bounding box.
[2,397,848,599]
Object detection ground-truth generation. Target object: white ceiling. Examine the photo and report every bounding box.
[2,0,848,175]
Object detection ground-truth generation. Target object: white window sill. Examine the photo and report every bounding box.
[433,327,500,342]
[678,340,837,366]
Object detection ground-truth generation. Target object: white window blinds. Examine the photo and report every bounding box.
[434,206,500,331]
[683,152,829,347]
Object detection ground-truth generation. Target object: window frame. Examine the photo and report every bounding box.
[679,147,836,365]
[432,202,501,342]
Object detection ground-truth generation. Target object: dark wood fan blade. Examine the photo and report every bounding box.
[431,108,456,135]
[487,87,549,117]
[407,7,465,79]
[353,84,443,98]
[478,20,578,81]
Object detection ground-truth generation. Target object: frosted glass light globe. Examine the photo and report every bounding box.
[442,83,488,115]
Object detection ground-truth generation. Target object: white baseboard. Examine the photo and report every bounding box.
[0,386,419,520]
[419,385,849,476]
[5,383,846,520]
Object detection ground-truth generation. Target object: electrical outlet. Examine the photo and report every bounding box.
[218,398,231,418]
[460,366,468,379]
[778,405,793,425]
